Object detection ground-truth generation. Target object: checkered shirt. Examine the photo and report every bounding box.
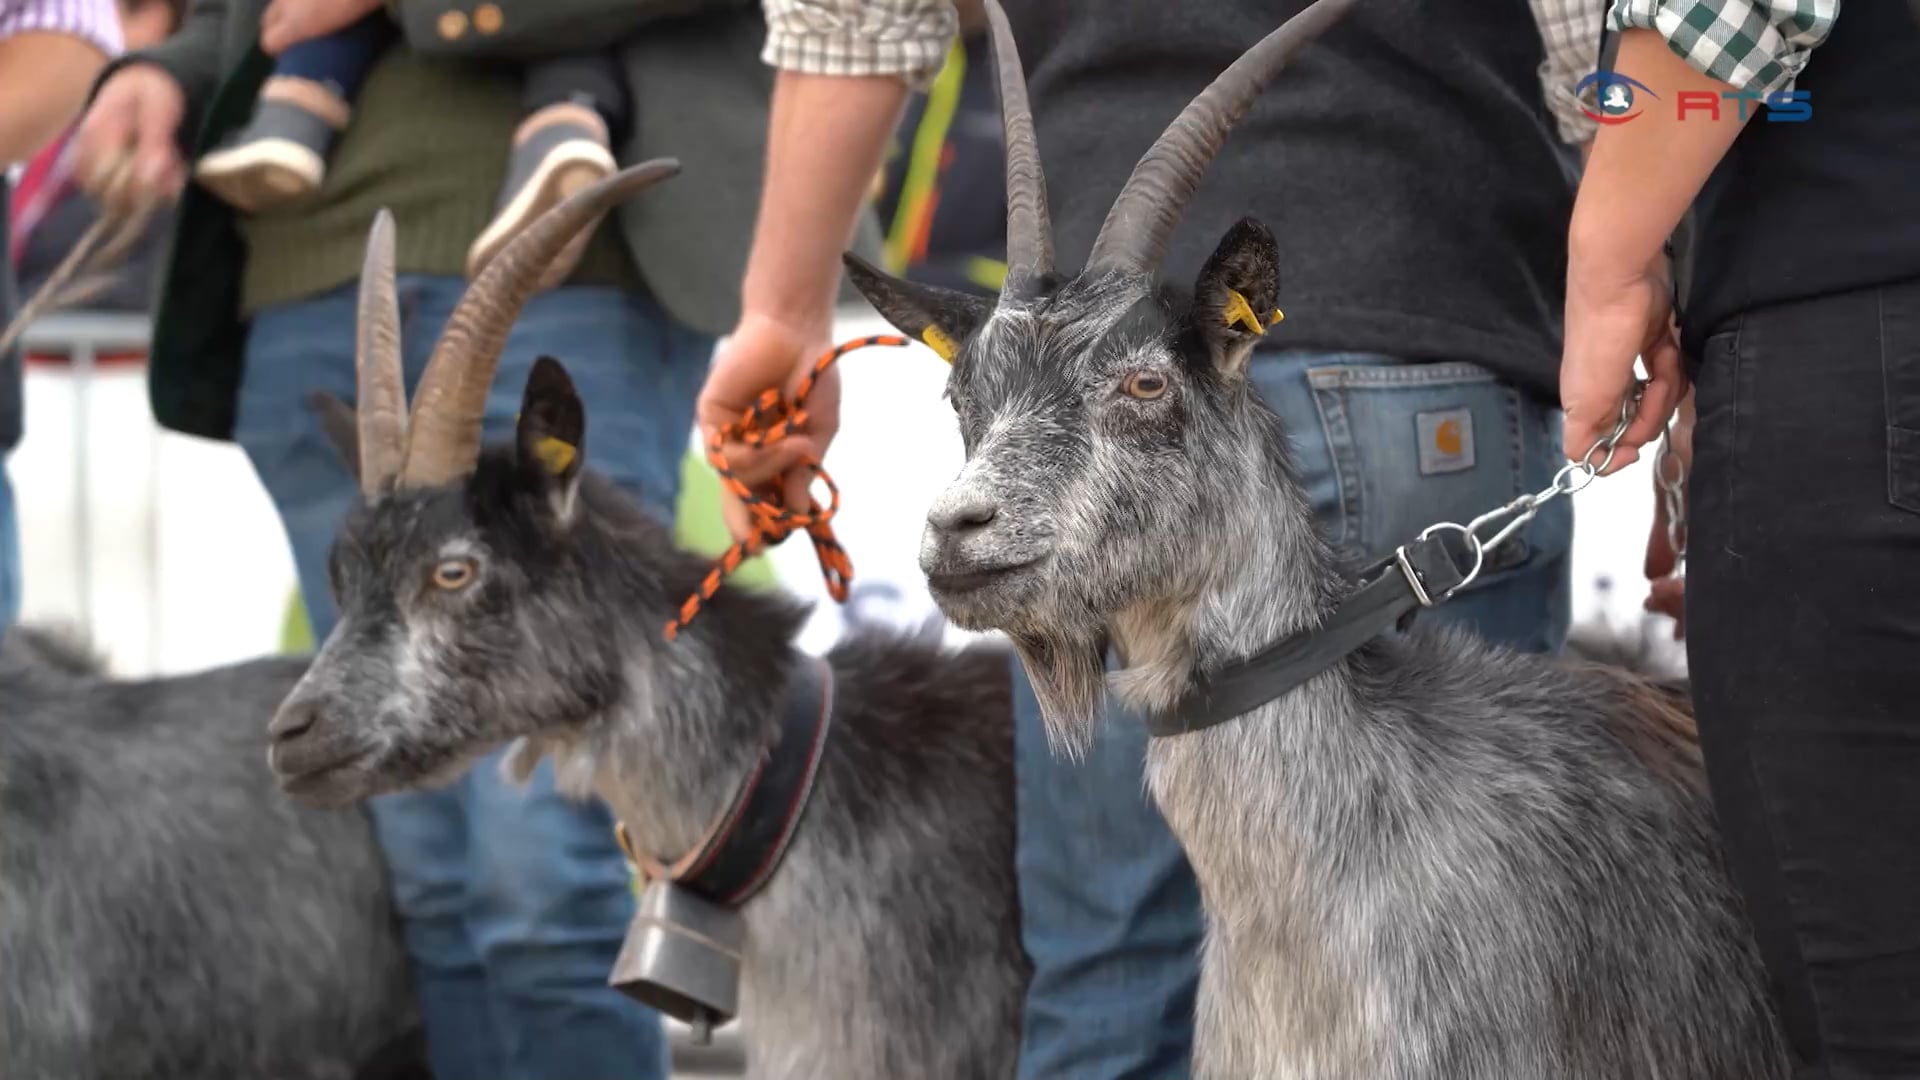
[1532,0,1608,144]
[1609,0,1839,94]
[761,0,959,90]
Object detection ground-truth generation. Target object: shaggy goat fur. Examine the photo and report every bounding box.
[0,626,425,1080]
[842,0,1794,1074]
[263,362,1027,1080]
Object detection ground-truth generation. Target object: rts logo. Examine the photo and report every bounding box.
[1574,70,1813,124]
[1576,71,1656,124]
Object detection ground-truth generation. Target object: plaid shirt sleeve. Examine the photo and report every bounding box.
[1608,0,1839,94]
[761,0,959,90]
[1531,0,1606,145]
[0,0,123,58]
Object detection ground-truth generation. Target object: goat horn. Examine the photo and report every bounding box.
[355,209,407,497]
[1083,0,1358,278]
[982,0,1053,294]
[399,158,681,489]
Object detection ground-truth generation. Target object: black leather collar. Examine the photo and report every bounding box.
[621,655,836,907]
[1142,531,1477,737]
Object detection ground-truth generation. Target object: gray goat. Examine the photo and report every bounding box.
[841,0,1793,1076]
[0,625,425,1080]
[256,161,1028,1080]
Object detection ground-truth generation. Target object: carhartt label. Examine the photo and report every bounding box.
[1416,407,1475,476]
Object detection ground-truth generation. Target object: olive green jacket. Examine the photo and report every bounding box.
[99,0,880,442]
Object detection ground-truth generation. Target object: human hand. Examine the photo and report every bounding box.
[72,62,187,212]
[697,312,838,543]
[260,0,386,55]
[1642,388,1694,638]
[1561,253,1687,474]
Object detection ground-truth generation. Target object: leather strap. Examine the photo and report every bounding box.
[618,655,836,907]
[1143,530,1476,737]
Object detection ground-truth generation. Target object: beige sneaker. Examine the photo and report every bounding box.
[466,102,617,292]
[192,76,349,215]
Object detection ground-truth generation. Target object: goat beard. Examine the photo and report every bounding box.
[1010,630,1110,759]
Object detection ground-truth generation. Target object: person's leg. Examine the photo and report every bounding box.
[411,275,709,1079]
[235,282,509,1080]
[194,12,400,213]
[1012,349,1572,1079]
[0,457,18,631]
[1685,282,1920,1079]
[466,52,628,286]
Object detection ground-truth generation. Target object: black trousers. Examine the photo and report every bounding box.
[1687,276,1920,1078]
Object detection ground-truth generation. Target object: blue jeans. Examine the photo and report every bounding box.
[236,275,710,1080]
[1012,349,1574,1080]
[0,457,17,632]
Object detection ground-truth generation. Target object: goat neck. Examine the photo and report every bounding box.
[1107,403,1344,721]
[529,513,807,866]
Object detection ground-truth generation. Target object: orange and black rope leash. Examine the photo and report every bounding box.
[664,334,912,641]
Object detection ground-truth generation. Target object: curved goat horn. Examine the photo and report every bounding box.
[1084,0,1358,278]
[355,209,407,497]
[982,0,1053,295]
[399,158,681,489]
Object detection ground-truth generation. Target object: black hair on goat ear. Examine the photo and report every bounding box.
[306,390,363,482]
[515,356,587,520]
[841,251,993,363]
[1191,217,1283,380]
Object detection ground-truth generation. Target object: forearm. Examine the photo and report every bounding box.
[739,69,910,336]
[1568,29,1747,285]
[0,32,108,163]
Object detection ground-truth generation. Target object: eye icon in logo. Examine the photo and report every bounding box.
[1575,71,1657,124]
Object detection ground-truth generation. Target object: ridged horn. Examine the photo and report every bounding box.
[355,209,407,497]
[982,0,1053,295]
[1084,0,1358,277]
[398,158,680,489]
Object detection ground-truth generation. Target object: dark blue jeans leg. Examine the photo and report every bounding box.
[272,12,400,101]
[1012,348,1571,1079]
[236,274,707,1080]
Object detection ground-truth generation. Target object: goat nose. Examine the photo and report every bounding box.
[269,700,319,741]
[927,488,999,535]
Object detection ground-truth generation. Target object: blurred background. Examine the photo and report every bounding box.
[9,307,1671,678]
[7,25,1677,680]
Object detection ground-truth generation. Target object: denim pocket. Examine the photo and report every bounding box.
[1303,361,1569,590]
[1878,286,1920,515]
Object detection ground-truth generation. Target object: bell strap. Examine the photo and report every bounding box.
[616,654,836,908]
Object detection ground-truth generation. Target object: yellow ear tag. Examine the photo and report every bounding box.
[1222,290,1266,336]
[921,325,958,363]
[532,436,577,475]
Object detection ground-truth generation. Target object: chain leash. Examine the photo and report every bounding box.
[1411,378,1684,604]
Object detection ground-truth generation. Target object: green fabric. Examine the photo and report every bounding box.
[276,449,775,655]
[237,54,642,317]
[91,0,883,446]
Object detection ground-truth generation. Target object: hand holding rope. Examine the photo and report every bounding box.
[0,155,156,354]
[664,335,911,641]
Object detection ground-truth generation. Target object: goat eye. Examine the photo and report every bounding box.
[431,558,477,590]
[1122,372,1169,400]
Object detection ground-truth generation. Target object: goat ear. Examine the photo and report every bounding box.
[516,356,586,517]
[1191,217,1283,380]
[306,390,362,481]
[841,251,991,363]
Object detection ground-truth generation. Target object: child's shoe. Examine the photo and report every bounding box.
[467,102,616,291]
[193,76,350,214]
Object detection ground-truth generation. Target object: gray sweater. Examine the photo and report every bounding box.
[1003,0,1578,403]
